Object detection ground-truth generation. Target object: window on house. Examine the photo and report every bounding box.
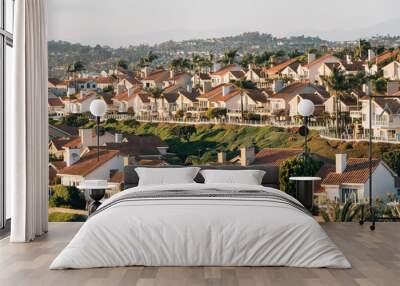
[1,0,14,229]
[341,188,358,203]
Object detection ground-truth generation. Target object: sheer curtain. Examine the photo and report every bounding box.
[8,0,48,242]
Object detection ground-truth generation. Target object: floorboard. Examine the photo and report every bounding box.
[0,222,399,286]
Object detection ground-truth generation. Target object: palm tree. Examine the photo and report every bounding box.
[232,79,257,122]
[220,49,238,65]
[149,87,162,118]
[117,59,128,71]
[321,67,351,136]
[137,51,158,68]
[66,61,85,91]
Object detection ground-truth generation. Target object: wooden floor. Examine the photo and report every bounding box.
[0,222,399,286]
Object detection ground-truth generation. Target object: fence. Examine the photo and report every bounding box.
[319,129,400,144]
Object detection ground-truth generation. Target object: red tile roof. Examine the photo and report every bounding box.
[211,64,240,76]
[63,137,81,149]
[253,148,303,166]
[303,54,336,69]
[143,69,170,82]
[137,159,169,166]
[322,158,381,185]
[58,149,120,177]
[48,97,64,107]
[265,58,300,75]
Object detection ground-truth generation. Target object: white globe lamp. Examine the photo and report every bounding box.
[298,99,315,117]
[90,99,107,161]
[90,99,107,117]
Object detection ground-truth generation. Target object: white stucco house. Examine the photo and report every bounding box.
[321,154,399,203]
[382,61,400,81]
[298,54,339,83]
[62,91,97,114]
[57,148,124,187]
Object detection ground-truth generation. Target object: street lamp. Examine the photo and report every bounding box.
[298,99,315,156]
[90,99,107,161]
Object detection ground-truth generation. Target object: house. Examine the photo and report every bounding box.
[112,88,138,113]
[132,90,151,117]
[268,82,325,120]
[62,91,97,114]
[49,124,79,139]
[323,93,359,119]
[48,78,67,96]
[95,77,114,90]
[321,154,398,203]
[210,64,242,87]
[67,78,98,92]
[57,148,124,187]
[141,69,171,89]
[48,97,65,116]
[117,77,142,92]
[48,137,78,159]
[298,54,339,83]
[365,49,399,75]
[105,134,167,165]
[288,92,329,119]
[252,148,303,166]
[158,87,199,117]
[192,73,212,93]
[382,61,400,80]
[245,65,267,88]
[360,95,400,140]
[265,58,300,80]
[197,83,268,118]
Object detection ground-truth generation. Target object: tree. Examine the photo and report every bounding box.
[220,49,238,65]
[149,87,162,116]
[169,57,191,72]
[63,113,89,127]
[137,51,158,68]
[355,39,371,60]
[206,108,227,119]
[232,79,257,122]
[279,156,323,197]
[320,67,353,136]
[382,150,400,176]
[49,185,86,210]
[66,61,85,90]
[172,125,196,141]
[117,59,128,71]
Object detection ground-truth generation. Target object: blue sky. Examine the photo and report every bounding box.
[48,0,400,47]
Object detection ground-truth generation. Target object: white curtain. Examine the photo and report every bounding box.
[8,0,49,242]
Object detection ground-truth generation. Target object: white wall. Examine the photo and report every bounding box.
[364,163,397,200]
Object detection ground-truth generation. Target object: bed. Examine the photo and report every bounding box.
[50,166,351,269]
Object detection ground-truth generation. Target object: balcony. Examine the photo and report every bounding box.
[0,222,399,285]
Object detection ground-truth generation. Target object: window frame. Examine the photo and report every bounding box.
[0,0,14,230]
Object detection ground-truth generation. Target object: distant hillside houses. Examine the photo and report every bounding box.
[48,48,400,141]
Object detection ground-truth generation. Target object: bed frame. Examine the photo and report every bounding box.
[123,164,280,190]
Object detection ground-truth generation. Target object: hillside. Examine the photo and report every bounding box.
[100,121,398,165]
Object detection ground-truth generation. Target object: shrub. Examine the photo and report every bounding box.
[49,185,86,210]
[279,155,323,197]
[382,150,400,176]
[48,212,87,222]
[123,119,139,128]
[106,118,118,124]
[63,113,89,127]
[206,108,227,119]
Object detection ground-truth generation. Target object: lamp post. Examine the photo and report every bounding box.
[297,99,315,156]
[90,99,107,161]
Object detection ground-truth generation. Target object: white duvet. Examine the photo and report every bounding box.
[50,183,351,269]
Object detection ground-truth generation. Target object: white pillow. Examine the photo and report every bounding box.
[200,169,265,185]
[135,167,200,186]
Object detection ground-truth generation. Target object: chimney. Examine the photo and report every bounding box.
[123,156,130,166]
[308,53,316,64]
[336,154,347,174]
[170,69,175,80]
[64,147,80,167]
[368,49,376,61]
[222,85,231,96]
[142,67,151,78]
[387,81,400,96]
[79,128,94,148]
[115,133,123,143]
[272,79,284,93]
[362,82,372,96]
[217,152,226,164]
[346,54,352,64]
[240,147,255,166]
[202,81,212,93]
[186,84,192,93]
[127,87,134,97]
